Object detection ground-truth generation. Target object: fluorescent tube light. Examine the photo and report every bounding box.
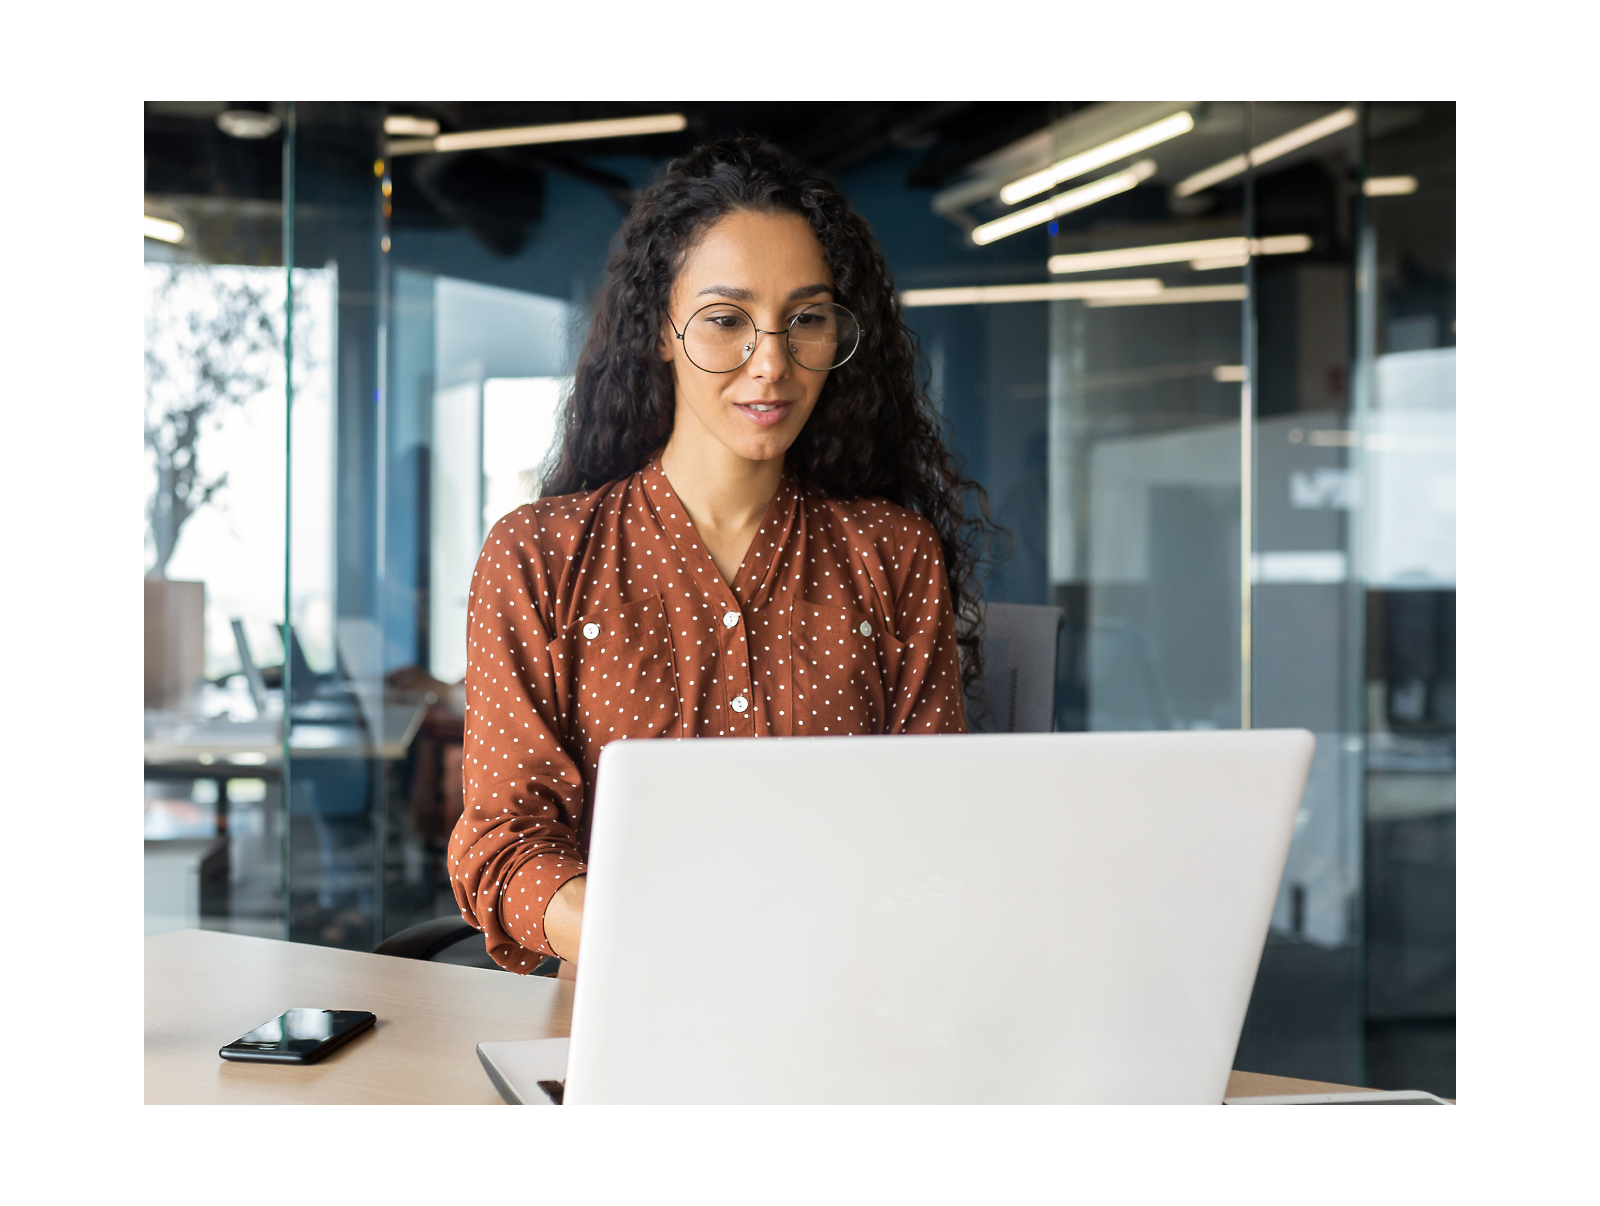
[1085,284,1248,307]
[1191,255,1249,271]
[1364,175,1418,196]
[216,110,281,139]
[1175,107,1357,197]
[1213,364,1247,382]
[999,111,1194,205]
[384,114,440,137]
[972,160,1157,246]
[388,112,688,156]
[901,279,1165,307]
[1048,234,1311,275]
[1255,234,1313,256]
[144,215,184,243]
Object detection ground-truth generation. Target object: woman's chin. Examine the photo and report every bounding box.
[720,424,799,465]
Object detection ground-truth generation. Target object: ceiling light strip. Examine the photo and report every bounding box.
[1174,107,1357,197]
[1051,236,1244,274]
[384,114,440,137]
[972,160,1157,246]
[999,111,1194,205]
[1048,234,1311,275]
[1191,255,1250,271]
[144,215,184,243]
[388,113,688,157]
[1363,175,1418,196]
[1085,284,1248,307]
[902,279,1165,307]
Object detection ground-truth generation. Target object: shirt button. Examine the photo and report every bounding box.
[723,610,740,629]
[582,622,600,640]
[730,694,749,714]
[859,620,873,637]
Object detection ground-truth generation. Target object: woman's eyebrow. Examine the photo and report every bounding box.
[693,282,835,302]
[696,284,754,301]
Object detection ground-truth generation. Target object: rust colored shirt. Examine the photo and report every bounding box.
[448,457,967,972]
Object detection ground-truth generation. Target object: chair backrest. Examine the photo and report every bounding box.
[972,602,1065,733]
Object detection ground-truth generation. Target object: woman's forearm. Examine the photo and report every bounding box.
[544,875,586,963]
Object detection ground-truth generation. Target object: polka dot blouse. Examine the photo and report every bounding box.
[447,456,968,972]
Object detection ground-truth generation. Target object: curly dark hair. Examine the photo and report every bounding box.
[543,136,996,702]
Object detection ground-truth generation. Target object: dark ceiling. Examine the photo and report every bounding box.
[147,101,1089,260]
[382,101,1072,188]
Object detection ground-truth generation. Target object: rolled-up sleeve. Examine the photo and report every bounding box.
[447,511,587,972]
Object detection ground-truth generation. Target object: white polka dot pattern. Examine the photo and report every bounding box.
[447,456,967,972]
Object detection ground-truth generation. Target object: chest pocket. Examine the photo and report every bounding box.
[558,594,682,754]
[790,599,902,735]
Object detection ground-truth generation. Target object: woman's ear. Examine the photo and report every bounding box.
[658,324,674,362]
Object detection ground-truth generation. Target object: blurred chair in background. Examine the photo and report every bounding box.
[971,602,1065,733]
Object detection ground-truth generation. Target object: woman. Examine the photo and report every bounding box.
[448,138,992,975]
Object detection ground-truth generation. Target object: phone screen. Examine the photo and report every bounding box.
[220,1008,375,1063]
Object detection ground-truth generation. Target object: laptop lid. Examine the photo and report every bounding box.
[565,729,1313,1103]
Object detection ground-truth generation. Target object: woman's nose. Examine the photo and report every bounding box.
[745,328,791,380]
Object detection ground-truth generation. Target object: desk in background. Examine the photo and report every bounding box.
[144,699,431,792]
[144,698,437,943]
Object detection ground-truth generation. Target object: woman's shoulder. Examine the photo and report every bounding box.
[807,493,941,557]
[484,478,633,562]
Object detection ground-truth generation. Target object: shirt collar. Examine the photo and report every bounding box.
[639,456,799,606]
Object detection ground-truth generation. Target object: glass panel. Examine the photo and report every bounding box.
[283,102,387,949]
[380,271,577,948]
[1043,102,1250,735]
[1231,102,1367,1086]
[143,102,290,941]
[275,107,617,956]
[1357,102,1455,1099]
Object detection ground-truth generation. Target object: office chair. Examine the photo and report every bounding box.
[374,916,561,974]
[971,602,1065,733]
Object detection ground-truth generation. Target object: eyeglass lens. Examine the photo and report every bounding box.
[680,303,860,373]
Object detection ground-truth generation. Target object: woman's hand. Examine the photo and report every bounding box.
[545,875,586,966]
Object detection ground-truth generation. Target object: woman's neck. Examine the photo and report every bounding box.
[659,431,784,585]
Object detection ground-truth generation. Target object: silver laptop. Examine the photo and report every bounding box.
[479,729,1314,1104]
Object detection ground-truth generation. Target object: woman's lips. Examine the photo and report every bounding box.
[733,401,794,427]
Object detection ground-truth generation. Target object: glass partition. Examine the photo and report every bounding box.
[1356,101,1456,1098]
[280,102,388,948]
[1026,102,1369,1082]
[143,103,293,940]
[899,102,1450,1089]
[282,104,615,953]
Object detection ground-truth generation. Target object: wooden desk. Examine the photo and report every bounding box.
[146,929,1368,1105]
[146,929,572,1104]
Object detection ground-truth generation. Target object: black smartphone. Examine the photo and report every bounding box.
[219,1008,376,1064]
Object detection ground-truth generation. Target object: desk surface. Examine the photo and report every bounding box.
[146,930,1369,1105]
[146,929,572,1104]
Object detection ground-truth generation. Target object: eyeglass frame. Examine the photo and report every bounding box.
[665,300,861,374]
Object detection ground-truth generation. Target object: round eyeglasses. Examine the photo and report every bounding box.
[668,301,861,374]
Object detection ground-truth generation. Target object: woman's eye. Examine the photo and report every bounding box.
[791,313,822,327]
[704,314,749,330]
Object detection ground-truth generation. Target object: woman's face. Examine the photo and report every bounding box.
[660,208,835,466]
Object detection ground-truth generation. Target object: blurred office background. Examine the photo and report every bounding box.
[143,101,1454,1096]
